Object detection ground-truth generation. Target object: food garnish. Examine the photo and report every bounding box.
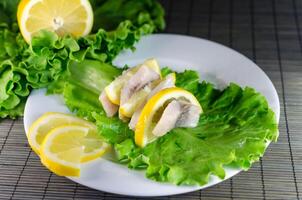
[100,59,202,147]
[17,0,94,43]
[28,112,109,176]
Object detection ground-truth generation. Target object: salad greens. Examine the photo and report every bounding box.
[0,0,19,24]
[90,0,165,32]
[59,61,278,185]
[0,0,165,119]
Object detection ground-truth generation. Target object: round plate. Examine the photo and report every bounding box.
[24,34,280,197]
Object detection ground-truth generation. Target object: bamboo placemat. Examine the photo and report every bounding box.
[1,0,302,199]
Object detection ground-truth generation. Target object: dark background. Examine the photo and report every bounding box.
[1,0,302,199]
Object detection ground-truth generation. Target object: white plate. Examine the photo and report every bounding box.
[24,34,280,197]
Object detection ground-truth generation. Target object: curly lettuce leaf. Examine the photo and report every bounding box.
[0,0,165,119]
[0,0,19,24]
[175,70,199,92]
[90,0,165,32]
[61,61,278,185]
[25,20,155,90]
[0,100,25,119]
[142,83,277,185]
[93,113,134,144]
[0,19,156,119]
[0,60,30,118]
[115,139,147,169]
[111,71,278,186]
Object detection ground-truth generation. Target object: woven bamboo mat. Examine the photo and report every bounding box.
[1,0,302,199]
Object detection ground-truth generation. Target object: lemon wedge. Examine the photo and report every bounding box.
[140,58,161,77]
[40,125,109,176]
[119,86,151,118]
[104,58,161,105]
[17,0,94,43]
[28,112,95,155]
[105,71,135,105]
[80,128,110,163]
[135,87,202,147]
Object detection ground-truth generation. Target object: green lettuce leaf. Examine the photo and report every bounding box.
[64,64,278,185]
[68,59,121,94]
[0,19,156,119]
[62,59,132,143]
[0,0,19,24]
[62,59,121,121]
[0,0,165,119]
[63,82,103,121]
[90,0,165,32]
[112,83,277,185]
[63,80,134,145]
[93,113,134,144]
[141,83,277,185]
[175,70,199,93]
[115,139,147,169]
[160,67,173,77]
[28,20,149,89]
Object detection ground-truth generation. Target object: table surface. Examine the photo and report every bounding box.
[1,0,302,199]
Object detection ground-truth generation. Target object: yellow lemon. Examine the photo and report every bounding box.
[28,112,95,155]
[17,0,93,43]
[135,87,202,147]
[105,71,135,105]
[119,86,151,118]
[40,125,109,176]
[105,58,161,105]
[140,58,161,76]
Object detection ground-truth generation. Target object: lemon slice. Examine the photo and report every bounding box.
[17,0,94,43]
[135,87,202,147]
[105,58,161,105]
[139,58,161,77]
[80,128,110,163]
[40,125,109,176]
[28,112,94,155]
[105,71,135,105]
[119,86,151,118]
